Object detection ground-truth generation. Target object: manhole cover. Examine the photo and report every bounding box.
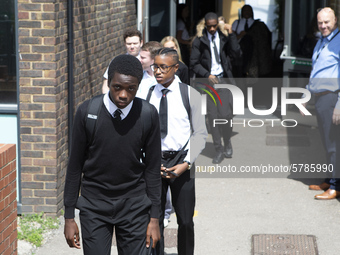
[252,234,318,255]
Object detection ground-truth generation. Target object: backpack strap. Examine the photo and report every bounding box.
[146,85,156,103]
[140,99,153,163]
[85,94,104,147]
[179,82,191,123]
[146,83,191,124]
[140,100,152,145]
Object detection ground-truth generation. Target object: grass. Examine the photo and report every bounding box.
[17,212,60,247]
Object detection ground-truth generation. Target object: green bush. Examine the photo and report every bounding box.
[17,212,60,247]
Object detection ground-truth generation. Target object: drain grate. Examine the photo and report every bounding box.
[252,234,318,255]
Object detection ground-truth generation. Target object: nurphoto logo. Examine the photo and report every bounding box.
[194,79,312,128]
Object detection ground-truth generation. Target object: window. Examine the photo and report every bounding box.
[0,0,17,106]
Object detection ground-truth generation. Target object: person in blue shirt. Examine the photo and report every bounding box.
[302,7,340,199]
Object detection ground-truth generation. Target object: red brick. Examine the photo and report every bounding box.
[33,158,57,166]
[18,11,29,19]
[18,3,42,11]
[20,158,32,166]
[21,173,33,182]
[0,243,4,255]
[8,210,17,224]
[2,206,11,221]
[8,171,16,183]
[11,161,16,171]
[9,229,17,244]
[43,3,55,11]
[2,165,11,178]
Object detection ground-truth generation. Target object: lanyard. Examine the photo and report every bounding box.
[315,30,340,61]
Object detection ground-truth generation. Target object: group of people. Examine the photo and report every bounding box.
[63,4,340,255]
[64,15,210,255]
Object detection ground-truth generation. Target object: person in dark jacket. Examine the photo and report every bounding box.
[190,12,242,164]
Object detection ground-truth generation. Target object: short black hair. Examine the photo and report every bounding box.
[155,47,179,64]
[123,29,143,42]
[241,5,254,19]
[204,12,218,22]
[108,54,143,85]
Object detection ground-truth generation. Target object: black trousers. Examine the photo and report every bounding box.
[207,87,233,153]
[76,194,152,255]
[315,93,340,190]
[154,160,196,255]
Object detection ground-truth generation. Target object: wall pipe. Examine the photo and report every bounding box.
[67,0,74,154]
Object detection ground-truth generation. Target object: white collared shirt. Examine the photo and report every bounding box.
[232,17,254,35]
[147,79,207,163]
[207,32,224,76]
[137,74,183,100]
[136,70,157,99]
[103,92,133,120]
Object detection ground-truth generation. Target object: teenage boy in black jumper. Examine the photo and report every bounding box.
[148,48,207,255]
[64,54,161,255]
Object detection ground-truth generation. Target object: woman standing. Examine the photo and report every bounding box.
[161,36,189,84]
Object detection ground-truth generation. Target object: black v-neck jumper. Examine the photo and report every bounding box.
[64,98,161,219]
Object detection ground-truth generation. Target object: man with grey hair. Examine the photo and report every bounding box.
[302,7,340,199]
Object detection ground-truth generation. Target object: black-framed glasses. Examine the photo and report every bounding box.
[150,64,177,73]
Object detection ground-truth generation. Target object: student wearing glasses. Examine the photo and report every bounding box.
[190,12,242,164]
[148,48,207,255]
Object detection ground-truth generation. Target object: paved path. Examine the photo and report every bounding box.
[28,116,340,255]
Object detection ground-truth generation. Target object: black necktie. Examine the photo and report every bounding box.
[245,19,249,31]
[212,35,220,63]
[159,89,170,139]
[113,109,122,121]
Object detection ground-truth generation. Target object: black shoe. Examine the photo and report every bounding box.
[212,151,224,164]
[224,140,233,158]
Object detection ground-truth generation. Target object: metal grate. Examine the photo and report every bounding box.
[252,234,318,255]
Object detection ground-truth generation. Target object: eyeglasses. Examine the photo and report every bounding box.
[150,64,177,73]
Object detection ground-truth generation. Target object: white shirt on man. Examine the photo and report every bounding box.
[232,17,254,35]
[207,32,224,76]
[103,91,133,120]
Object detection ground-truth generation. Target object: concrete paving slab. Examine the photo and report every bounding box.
[25,122,340,255]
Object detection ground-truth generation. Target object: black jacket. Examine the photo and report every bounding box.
[176,61,189,84]
[190,29,242,80]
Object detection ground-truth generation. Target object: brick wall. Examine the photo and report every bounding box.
[0,144,17,255]
[18,0,137,216]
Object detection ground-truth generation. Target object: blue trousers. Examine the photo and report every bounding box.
[315,92,340,190]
